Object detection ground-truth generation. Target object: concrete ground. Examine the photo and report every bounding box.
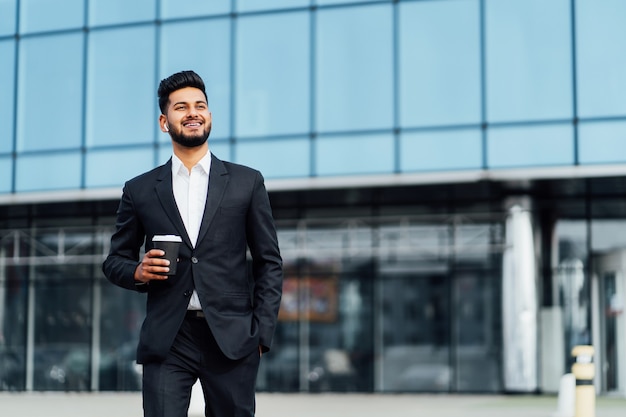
[0,392,625,417]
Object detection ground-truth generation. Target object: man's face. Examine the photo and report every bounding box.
[161,87,212,148]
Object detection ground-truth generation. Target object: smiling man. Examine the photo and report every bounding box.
[103,70,283,417]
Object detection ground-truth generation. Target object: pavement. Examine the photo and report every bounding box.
[0,392,625,417]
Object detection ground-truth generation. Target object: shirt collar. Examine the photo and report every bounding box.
[171,150,212,176]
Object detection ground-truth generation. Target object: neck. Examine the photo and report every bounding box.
[173,142,209,172]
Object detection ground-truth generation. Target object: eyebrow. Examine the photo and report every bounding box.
[173,100,207,106]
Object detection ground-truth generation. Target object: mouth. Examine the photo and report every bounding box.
[182,120,203,129]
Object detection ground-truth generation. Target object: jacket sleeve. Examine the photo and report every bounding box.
[102,183,148,293]
[246,171,283,352]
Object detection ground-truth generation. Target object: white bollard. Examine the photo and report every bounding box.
[554,373,576,417]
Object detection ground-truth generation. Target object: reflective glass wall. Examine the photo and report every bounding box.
[0,225,145,391]
[2,0,626,194]
[0,207,504,392]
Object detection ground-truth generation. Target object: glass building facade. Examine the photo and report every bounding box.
[1,0,626,395]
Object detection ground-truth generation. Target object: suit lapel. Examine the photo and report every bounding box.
[154,159,193,248]
[196,154,229,245]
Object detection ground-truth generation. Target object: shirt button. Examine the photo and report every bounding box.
[191,257,198,264]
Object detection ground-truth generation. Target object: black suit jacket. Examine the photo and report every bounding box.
[102,154,283,363]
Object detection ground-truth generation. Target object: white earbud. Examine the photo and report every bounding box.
[164,123,169,132]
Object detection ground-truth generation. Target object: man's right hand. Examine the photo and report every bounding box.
[134,249,171,283]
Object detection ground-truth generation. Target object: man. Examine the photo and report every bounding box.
[102,70,283,417]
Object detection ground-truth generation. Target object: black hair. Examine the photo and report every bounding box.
[157,70,208,114]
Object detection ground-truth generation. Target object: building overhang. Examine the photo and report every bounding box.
[2,164,626,206]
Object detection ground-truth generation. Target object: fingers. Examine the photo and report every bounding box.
[136,250,171,282]
[146,249,166,258]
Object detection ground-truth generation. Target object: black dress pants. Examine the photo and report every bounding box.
[142,314,260,417]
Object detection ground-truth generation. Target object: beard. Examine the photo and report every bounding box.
[169,124,211,148]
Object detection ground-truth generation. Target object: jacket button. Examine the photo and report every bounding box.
[191,257,198,264]
[183,291,190,297]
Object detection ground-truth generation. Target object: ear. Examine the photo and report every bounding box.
[159,114,169,133]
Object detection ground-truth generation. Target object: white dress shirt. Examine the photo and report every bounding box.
[171,151,211,310]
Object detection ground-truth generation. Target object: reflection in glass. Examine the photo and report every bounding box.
[591,220,626,252]
[0,0,17,36]
[236,137,309,179]
[208,140,230,162]
[15,152,81,192]
[487,124,574,168]
[87,27,155,147]
[579,121,626,164]
[554,220,589,371]
[0,157,11,193]
[33,265,92,391]
[236,12,309,137]
[86,148,155,188]
[601,272,618,391]
[307,273,374,392]
[0,40,15,154]
[576,0,626,118]
[400,129,482,172]
[380,272,451,392]
[99,281,144,390]
[89,0,156,27]
[19,0,83,33]
[316,0,379,5]
[454,273,501,392]
[17,33,83,152]
[160,19,231,141]
[316,133,394,176]
[0,262,28,391]
[0,210,507,393]
[557,259,589,363]
[399,0,481,127]
[237,0,308,13]
[316,5,393,132]
[160,0,229,19]
[485,0,573,122]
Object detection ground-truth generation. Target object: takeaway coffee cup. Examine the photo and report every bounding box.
[152,235,182,276]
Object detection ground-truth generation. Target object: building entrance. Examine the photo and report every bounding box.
[593,251,626,395]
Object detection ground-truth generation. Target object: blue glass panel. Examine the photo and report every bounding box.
[15,152,81,191]
[237,0,308,13]
[0,0,17,36]
[210,140,231,162]
[157,143,171,165]
[316,0,379,5]
[160,19,231,140]
[401,129,482,172]
[0,40,15,153]
[89,0,155,26]
[235,137,309,178]
[487,124,574,168]
[485,0,573,122]
[236,12,309,137]
[86,148,155,188]
[0,156,11,192]
[20,0,83,33]
[160,0,229,19]
[576,0,626,118]
[17,33,83,151]
[158,141,231,165]
[316,133,394,176]
[399,0,481,127]
[316,5,393,132]
[87,26,155,147]
[579,121,626,164]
